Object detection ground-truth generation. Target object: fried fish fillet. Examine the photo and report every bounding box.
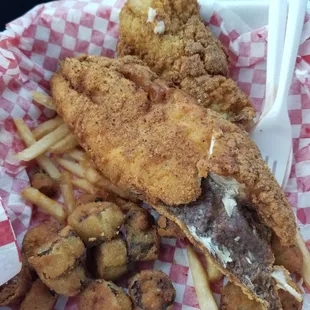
[119,0,228,78]
[221,276,303,310]
[118,0,256,127]
[51,55,296,309]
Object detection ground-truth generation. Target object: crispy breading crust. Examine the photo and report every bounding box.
[118,0,256,126]
[51,55,209,206]
[50,55,295,248]
[118,0,228,79]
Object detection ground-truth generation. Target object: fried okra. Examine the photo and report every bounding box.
[43,264,86,296]
[271,234,303,274]
[31,172,58,197]
[22,220,62,262]
[28,226,85,280]
[77,280,132,310]
[68,202,125,246]
[20,279,57,310]
[129,270,176,310]
[0,263,32,306]
[125,206,160,261]
[92,235,128,281]
[157,215,185,238]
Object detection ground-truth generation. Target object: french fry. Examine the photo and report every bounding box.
[206,255,223,283]
[187,246,218,310]
[85,166,102,184]
[55,157,86,178]
[82,160,137,201]
[63,155,136,201]
[13,119,61,180]
[16,124,70,161]
[49,133,78,154]
[296,231,310,289]
[32,116,64,140]
[72,178,96,194]
[22,187,67,223]
[32,91,55,110]
[34,156,61,181]
[67,149,86,162]
[97,176,137,201]
[60,171,76,214]
[78,156,88,169]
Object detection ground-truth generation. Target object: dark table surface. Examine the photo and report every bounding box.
[0,0,50,30]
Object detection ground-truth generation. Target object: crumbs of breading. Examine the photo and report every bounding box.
[221,282,265,310]
[180,75,256,125]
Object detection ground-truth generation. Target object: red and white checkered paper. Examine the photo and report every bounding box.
[0,0,310,308]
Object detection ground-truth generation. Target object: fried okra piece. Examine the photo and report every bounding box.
[77,280,132,310]
[31,172,58,197]
[20,279,57,310]
[125,206,160,261]
[271,234,303,274]
[0,263,32,306]
[22,220,62,262]
[92,235,128,281]
[28,226,85,280]
[129,270,176,310]
[157,215,185,238]
[68,202,125,246]
[43,264,86,297]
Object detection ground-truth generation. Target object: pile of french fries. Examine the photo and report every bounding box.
[15,92,135,224]
[15,92,310,309]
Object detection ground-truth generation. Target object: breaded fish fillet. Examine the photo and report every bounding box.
[118,0,228,78]
[221,277,302,310]
[51,55,296,309]
[118,0,256,126]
